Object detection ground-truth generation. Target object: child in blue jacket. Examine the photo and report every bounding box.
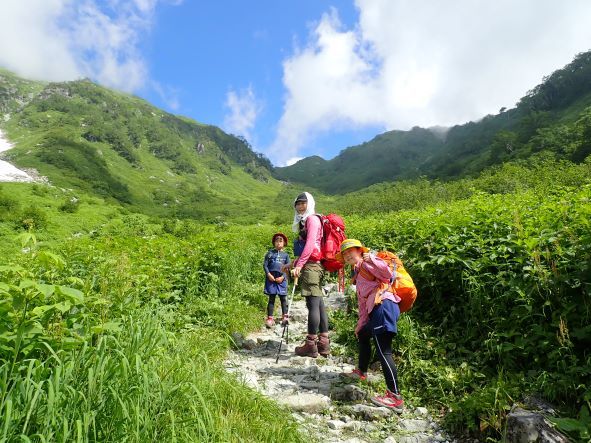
[263,233,291,328]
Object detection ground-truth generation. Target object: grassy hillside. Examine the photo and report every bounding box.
[0,182,119,253]
[276,50,591,193]
[0,69,288,222]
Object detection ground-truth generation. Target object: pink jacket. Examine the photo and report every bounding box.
[294,215,322,267]
[354,254,401,335]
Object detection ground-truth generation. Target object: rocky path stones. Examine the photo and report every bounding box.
[225,288,456,443]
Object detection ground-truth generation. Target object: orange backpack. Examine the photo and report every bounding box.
[356,251,418,313]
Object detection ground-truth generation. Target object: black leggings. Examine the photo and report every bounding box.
[305,296,328,335]
[266,294,287,317]
[358,325,400,394]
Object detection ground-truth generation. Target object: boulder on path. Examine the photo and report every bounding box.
[414,407,429,417]
[231,332,244,349]
[277,392,331,414]
[330,384,367,402]
[289,307,308,323]
[325,293,347,310]
[327,419,346,430]
[396,435,432,443]
[399,419,431,433]
[242,339,257,350]
[348,404,393,421]
[505,407,569,443]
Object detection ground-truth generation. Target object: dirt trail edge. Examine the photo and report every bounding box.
[225,285,457,443]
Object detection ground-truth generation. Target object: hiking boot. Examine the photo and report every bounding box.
[265,316,275,329]
[370,390,404,413]
[317,332,330,357]
[281,314,289,326]
[295,335,318,358]
[340,368,367,381]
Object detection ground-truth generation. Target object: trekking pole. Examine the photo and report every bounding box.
[275,276,298,363]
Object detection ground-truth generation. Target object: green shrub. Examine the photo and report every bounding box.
[58,197,80,213]
[30,183,50,197]
[0,191,20,220]
[18,205,48,231]
[335,182,591,438]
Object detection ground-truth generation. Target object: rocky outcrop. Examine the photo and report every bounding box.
[505,406,570,443]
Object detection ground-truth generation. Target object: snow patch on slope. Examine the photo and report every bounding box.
[0,129,34,182]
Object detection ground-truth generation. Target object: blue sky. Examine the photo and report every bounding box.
[2,1,591,166]
[142,1,378,161]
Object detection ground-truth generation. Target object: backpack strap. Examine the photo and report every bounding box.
[358,263,376,281]
[351,263,376,284]
[315,214,324,239]
[351,263,389,306]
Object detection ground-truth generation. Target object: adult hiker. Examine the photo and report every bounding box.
[263,232,291,328]
[283,192,329,358]
[338,239,404,412]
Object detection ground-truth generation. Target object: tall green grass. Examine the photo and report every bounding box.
[0,226,305,442]
[1,313,301,442]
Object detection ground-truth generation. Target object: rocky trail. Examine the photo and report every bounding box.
[225,286,455,443]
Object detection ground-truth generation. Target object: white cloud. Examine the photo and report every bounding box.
[269,0,591,165]
[223,86,261,142]
[285,156,303,167]
[0,0,80,82]
[0,0,180,93]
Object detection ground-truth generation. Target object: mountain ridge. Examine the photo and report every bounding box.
[275,50,591,193]
[0,68,283,222]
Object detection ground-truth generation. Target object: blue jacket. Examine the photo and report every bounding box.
[263,249,290,295]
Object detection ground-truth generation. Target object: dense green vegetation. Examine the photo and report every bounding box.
[2,157,589,441]
[276,50,591,193]
[0,209,304,442]
[330,166,591,440]
[330,157,591,216]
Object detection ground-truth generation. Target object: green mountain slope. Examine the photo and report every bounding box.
[276,127,444,194]
[0,68,283,222]
[275,50,591,193]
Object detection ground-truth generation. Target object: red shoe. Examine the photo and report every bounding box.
[281,314,289,326]
[341,368,367,381]
[265,316,275,328]
[370,390,404,413]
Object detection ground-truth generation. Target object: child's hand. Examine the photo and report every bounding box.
[267,273,276,282]
[362,252,371,262]
[275,276,284,284]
